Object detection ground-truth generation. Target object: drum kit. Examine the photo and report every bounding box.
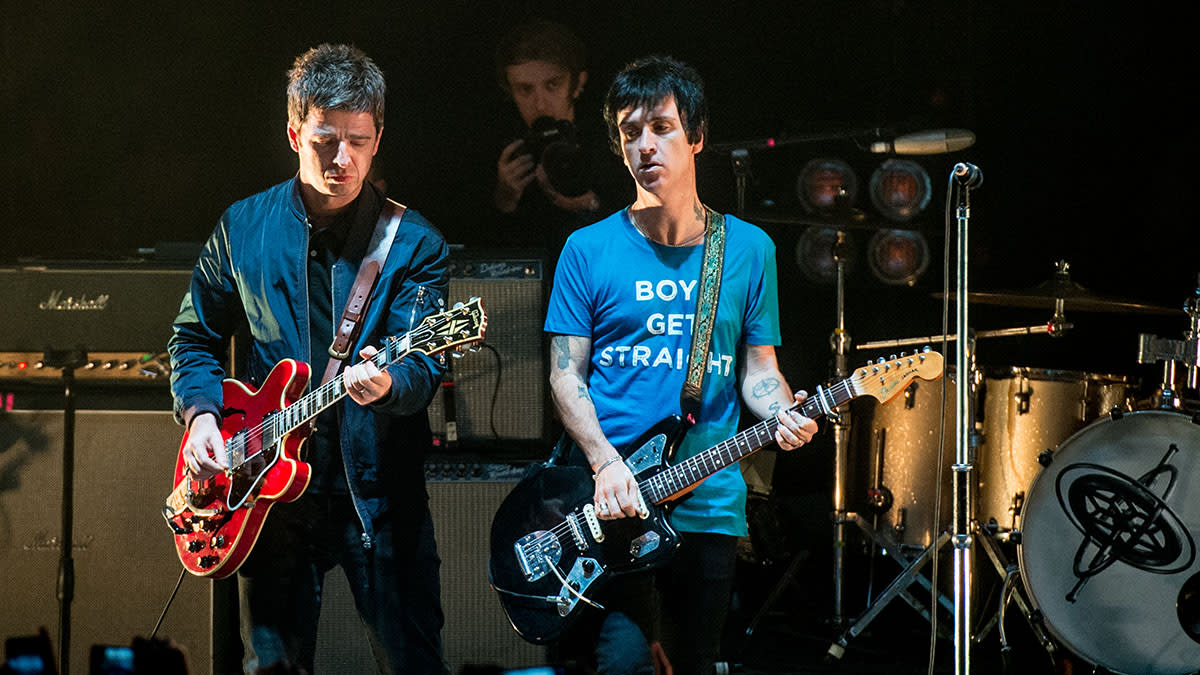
[825,262,1200,674]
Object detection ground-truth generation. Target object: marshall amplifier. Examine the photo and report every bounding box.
[0,264,193,354]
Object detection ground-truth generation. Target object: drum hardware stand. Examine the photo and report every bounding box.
[825,523,956,661]
[1136,278,1200,409]
[970,522,1058,662]
[741,548,811,641]
[856,322,1071,353]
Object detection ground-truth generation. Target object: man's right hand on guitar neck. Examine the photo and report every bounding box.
[183,412,228,480]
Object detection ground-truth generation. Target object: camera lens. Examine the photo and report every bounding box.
[525,117,588,197]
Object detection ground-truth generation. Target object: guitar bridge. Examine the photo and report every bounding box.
[514,531,561,582]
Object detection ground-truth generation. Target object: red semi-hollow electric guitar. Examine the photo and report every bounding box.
[162,298,487,578]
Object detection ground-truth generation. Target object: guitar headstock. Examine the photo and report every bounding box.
[395,297,488,359]
[850,349,944,405]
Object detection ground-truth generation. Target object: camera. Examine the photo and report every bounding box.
[522,116,588,197]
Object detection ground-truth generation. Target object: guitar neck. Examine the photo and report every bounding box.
[639,377,857,505]
[270,337,412,439]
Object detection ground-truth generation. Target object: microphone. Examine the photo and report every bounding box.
[869,128,976,155]
[953,162,984,188]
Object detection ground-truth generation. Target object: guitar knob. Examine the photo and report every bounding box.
[198,555,219,569]
[582,559,596,576]
[213,535,227,548]
[187,540,205,553]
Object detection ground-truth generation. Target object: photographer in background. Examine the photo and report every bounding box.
[492,20,628,263]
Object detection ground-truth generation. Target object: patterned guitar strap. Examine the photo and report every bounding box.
[680,206,726,422]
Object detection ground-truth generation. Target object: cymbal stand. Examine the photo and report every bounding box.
[829,525,956,651]
[828,231,853,628]
[742,230,853,647]
[745,230,854,643]
[826,398,970,661]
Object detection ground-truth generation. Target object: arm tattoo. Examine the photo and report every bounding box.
[767,401,782,415]
[576,384,591,401]
[551,336,572,370]
[752,377,781,399]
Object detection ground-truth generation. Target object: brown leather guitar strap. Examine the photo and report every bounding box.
[320,198,406,386]
[679,207,726,421]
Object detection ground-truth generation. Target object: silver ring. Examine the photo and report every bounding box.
[598,503,609,512]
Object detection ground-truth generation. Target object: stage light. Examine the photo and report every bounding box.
[867,229,930,286]
[796,159,857,214]
[869,159,931,223]
[795,227,856,285]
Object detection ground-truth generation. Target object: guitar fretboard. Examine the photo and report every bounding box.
[639,377,858,504]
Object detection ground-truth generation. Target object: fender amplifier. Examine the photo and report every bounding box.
[427,257,548,445]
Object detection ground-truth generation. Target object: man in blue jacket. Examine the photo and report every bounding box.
[169,44,450,674]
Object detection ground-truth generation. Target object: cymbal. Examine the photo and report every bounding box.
[937,271,1181,315]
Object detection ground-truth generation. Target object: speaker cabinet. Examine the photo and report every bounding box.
[0,410,212,674]
[315,472,545,672]
[427,259,547,444]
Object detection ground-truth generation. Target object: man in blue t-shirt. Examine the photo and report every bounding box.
[544,55,819,675]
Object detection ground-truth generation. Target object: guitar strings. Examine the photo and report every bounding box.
[526,381,855,555]
[220,316,452,469]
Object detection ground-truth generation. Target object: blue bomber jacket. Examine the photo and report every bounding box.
[168,177,449,546]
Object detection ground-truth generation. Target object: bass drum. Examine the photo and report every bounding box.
[1018,410,1200,675]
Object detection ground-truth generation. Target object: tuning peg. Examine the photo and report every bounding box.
[451,349,466,359]
[467,344,481,353]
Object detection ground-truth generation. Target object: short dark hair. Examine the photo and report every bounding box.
[287,44,386,130]
[495,20,586,94]
[603,55,708,156]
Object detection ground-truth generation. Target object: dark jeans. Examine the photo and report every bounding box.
[551,532,739,675]
[237,493,447,674]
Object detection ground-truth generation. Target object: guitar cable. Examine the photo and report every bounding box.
[481,342,503,439]
[544,556,606,611]
[150,567,187,640]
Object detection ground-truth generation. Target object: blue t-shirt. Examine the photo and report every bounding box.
[544,209,780,536]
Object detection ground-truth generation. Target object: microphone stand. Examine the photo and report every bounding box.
[952,176,976,675]
[45,347,89,675]
[730,149,750,215]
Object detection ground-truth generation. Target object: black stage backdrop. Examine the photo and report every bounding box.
[2,2,1193,433]
[2,2,1196,670]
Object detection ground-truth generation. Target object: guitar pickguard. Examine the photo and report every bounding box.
[625,432,669,477]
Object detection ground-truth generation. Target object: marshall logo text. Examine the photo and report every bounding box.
[38,290,110,311]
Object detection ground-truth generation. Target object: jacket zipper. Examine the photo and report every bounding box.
[307,216,376,551]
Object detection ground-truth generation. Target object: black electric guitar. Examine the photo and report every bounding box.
[488,349,944,643]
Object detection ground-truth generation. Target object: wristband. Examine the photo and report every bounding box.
[592,455,623,480]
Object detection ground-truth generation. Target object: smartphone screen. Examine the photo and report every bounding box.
[89,645,134,675]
